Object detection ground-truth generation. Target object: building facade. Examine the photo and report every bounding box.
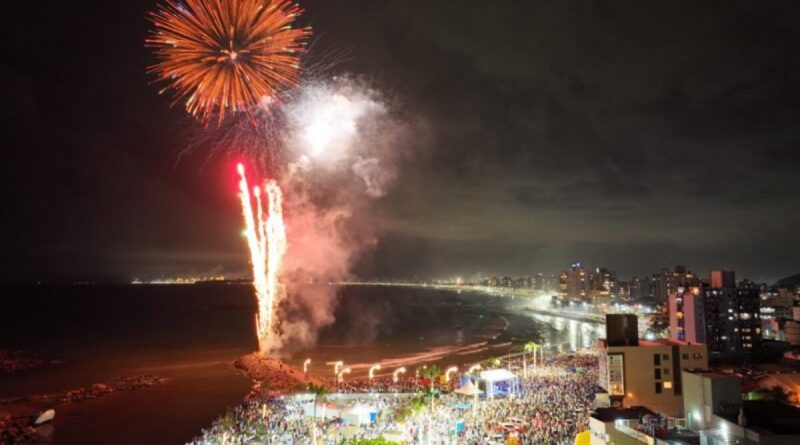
[669,286,706,344]
[597,314,709,417]
[560,262,590,300]
[702,276,761,356]
[652,266,700,303]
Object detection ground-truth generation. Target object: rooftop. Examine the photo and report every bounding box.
[684,369,743,381]
[592,406,657,422]
[718,401,800,436]
[599,338,707,348]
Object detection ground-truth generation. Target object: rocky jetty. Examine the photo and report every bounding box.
[0,374,167,442]
[0,350,61,375]
[234,352,326,399]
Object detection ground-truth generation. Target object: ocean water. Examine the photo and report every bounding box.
[0,284,600,444]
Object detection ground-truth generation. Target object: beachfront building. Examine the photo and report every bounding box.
[597,314,709,417]
[589,406,699,445]
[589,406,658,445]
[682,370,800,444]
[590,369,800,445]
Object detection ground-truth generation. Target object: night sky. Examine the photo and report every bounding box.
[2,1,800,283]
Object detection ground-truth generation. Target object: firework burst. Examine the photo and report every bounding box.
[147,0,311,123]
[238,163,287,352]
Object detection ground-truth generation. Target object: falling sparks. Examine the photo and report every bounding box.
[237,163,286,352]
[147,0,311,123]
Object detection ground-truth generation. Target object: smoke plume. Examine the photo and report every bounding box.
[266,76,410,354]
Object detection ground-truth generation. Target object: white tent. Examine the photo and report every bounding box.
[478,369,519,398]
[479,368,517,383]
[303,401,340,419]
[455,379,483,396]
[455,379,484,415]
[341,404,376,425]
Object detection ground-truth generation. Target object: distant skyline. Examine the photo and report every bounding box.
[3,1,800,283]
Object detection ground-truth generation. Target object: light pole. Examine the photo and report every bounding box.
[369,364,381,382]
[337,367,351,384]
[445,366,458,382]
[393,367,406,383]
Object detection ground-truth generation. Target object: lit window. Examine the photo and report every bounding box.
[664,382,673,389]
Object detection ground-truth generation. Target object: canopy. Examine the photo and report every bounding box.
[343,404,375,415]
[479,368,517,384]
[303,401,340,419]
[341,404,376,425]
[455,379,483,396]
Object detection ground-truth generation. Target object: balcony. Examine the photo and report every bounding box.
[615,418,699,445]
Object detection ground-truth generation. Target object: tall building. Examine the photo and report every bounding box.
[652,266,700,302]
[710,270,735,288]
[670,270,762,356]
[703,275,761,355]
[590,267,617,300]
[560,262,590,300]
[761,287,796,321]
[615,280,630,301]
[628,275,651,300]
[531,273,542,291]
[669,285,706,344]
[558,271,568,299]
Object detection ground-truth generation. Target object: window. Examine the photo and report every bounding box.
[654,354,661,366]
[655,382,662,394]
[693,353,704,359]
[664,381,673,389]
[682,353,689,359]
[655,369,662,380]
[663,369,670,375]
[662,354,670,360]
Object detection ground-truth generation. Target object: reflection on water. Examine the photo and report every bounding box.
[0,284,604,444]
[531,314,604,354]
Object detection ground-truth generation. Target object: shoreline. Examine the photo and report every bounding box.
[234,352,328,398]
[0,348,253,445]
[188,350,600,444]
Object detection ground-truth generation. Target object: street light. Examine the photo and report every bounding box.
[303,358,311,374]
[369,364,381,381]
[393,367,406,383]
[445,366,459,382]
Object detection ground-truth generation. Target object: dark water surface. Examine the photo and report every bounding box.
[0,284,593,444]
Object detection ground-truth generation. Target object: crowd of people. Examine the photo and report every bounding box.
[334,376,456,394]
[187,352,599,444]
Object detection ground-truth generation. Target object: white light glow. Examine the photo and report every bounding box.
[284,82,385,164]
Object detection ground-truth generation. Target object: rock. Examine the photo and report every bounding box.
[34,409,54,425]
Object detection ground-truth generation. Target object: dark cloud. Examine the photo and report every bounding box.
[2,0,800,283]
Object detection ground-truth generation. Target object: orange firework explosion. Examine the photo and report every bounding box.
[147,0,311,122]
